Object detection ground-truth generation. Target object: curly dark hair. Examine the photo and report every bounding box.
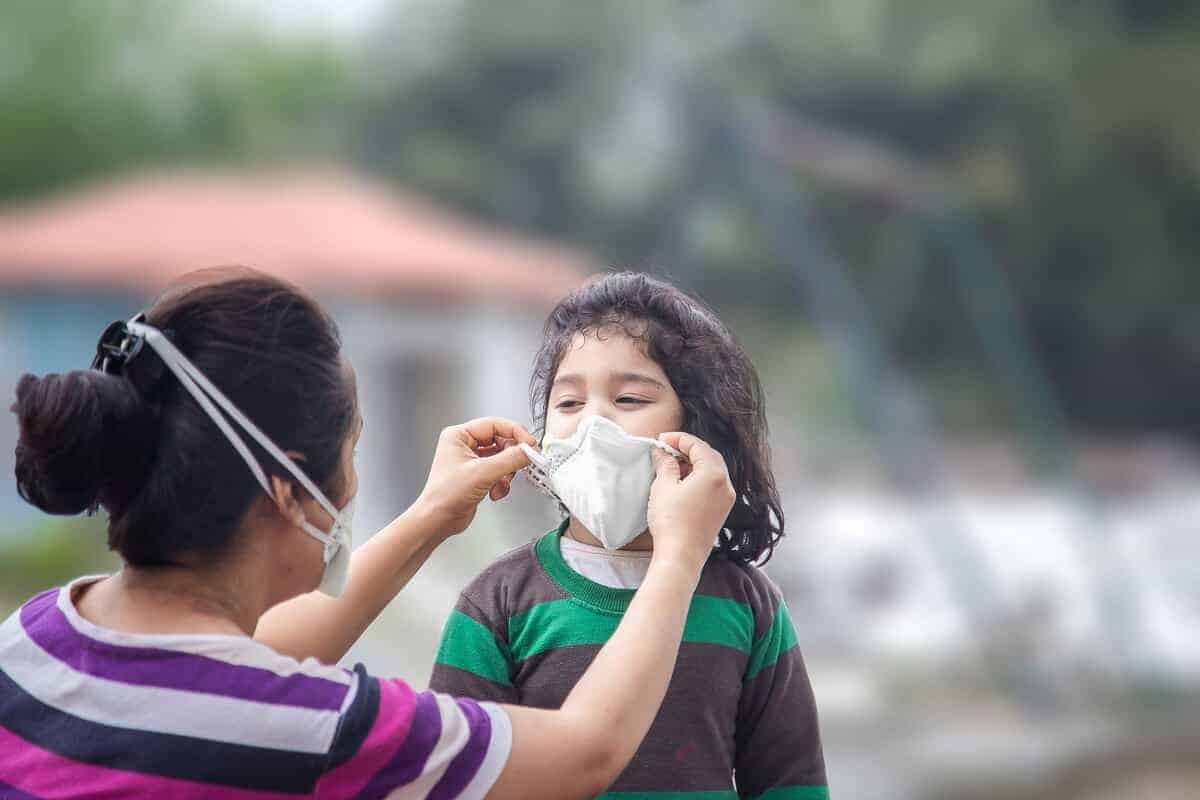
[531,271,784,565]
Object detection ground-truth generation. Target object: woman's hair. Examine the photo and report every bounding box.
[531,271,784,565]
[11,268,356,567]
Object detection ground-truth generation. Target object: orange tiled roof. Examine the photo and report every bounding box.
[0,168,589,303]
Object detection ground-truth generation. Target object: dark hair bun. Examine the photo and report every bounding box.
[10,270,354,567]
[12,371,151,515]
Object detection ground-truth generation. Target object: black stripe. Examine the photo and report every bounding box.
[429,662,518,704]
[0,665,324,794]
[0,778,43,799]
[325,663,379,769]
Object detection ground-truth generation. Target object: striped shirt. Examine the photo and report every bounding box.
[0,577,511,799]
[430,523,828,800]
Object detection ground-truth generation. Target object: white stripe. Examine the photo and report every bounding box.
[0,605,30,651]
[338,669,361,715]
[55,577,354,687]
[459,703,513,800]
[2,614,342,754]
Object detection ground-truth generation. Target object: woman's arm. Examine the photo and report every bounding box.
[254,418,534,664]
[487,432,737,800]
[254,502,443,663]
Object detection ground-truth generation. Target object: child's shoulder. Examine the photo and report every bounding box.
[457,531,567,621]
[462,538,540,591]
[481,536,541,573]
[697,555,785,623]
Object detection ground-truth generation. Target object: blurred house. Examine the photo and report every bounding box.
[0,168,589,531]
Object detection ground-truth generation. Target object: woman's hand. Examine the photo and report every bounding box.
[415,417,537,538]
[646,432,736,566]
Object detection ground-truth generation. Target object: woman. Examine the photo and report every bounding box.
[0,268,736,799]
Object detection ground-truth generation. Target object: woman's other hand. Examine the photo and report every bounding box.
[646,432,736,566]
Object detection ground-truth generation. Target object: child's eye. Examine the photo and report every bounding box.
[555,400,583,410]
[616,396,650,405]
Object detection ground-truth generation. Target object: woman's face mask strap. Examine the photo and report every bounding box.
[127,319,344,521]
[120,318,353,595]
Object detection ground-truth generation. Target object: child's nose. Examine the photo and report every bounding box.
[591,405,632,433]
[570,401,622,431]
[589,402,621,426]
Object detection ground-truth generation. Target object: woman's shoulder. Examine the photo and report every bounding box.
[0,581,365,795]
[330,664,512,798]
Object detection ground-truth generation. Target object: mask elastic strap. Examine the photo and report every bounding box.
[518,442,548,468]
[128,320,346,549]
[518,443,560,500]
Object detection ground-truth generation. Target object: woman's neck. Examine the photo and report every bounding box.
[75,560,268,638]
[565,518,654,551]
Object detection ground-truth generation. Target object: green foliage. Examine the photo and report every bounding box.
[350,1,1200,440]
[0,0,356,203]
[2,0,1198,440]
[0,515,118,615]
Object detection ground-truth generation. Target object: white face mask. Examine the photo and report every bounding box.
[124,319,355,597]
[309,495,354,597]
[521,415,685,550]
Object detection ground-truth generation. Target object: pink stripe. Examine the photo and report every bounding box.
[0,725,299,800]
[312,677,418,798]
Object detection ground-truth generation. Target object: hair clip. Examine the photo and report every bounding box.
[92,314,147,375]
[92,312,172,395]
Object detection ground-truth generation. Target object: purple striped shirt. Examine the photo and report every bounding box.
[0,577,512,799]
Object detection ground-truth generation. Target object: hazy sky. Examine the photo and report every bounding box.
[223,0,395,40]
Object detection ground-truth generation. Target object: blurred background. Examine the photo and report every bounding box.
[2,1,1199,796]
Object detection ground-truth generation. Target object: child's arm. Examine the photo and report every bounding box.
[734,596,829,799]
[429,593,518,703]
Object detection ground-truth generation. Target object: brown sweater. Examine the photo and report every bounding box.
[429,523,828,799]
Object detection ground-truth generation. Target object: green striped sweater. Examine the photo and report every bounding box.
[430,523,828,800]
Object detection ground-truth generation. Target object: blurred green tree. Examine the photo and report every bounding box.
[357,0,1200,439]
[2,0,1198,441]
[0,0,354,203]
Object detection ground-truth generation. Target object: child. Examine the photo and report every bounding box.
[430,272,827,799]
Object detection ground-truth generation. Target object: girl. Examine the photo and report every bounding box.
[431,272,828,799]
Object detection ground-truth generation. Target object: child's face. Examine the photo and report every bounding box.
[545,329,685,441]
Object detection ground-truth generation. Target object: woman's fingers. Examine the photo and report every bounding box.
[650,448,681,483]
[421,418,536,536]
[473,444,530,487]
[488,474,512,502]
[456,417,536,450]
[489,476,513,502]
[658,432,725,478]
[647,431,736,561]
[474,436,520,459]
